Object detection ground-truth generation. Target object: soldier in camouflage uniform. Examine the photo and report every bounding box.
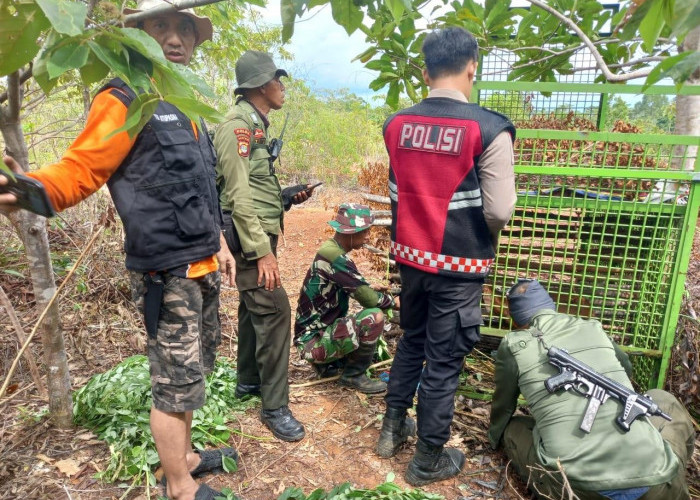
[294,204,400,393]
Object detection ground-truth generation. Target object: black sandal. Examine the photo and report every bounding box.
[162,447,239,488]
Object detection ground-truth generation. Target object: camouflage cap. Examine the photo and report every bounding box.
[328,203,374,234]
[234,50,289,95]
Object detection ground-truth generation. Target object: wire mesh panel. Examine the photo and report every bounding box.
[476,111,700,388]
[478,48,604,124]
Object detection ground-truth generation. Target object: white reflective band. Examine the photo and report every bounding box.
[448,189,482,210]
[391,241,493,274]
[388,180,398,201]
[451,189,481,201]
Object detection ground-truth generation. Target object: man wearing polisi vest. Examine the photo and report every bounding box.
[214,51,315,442]
[0,2,238,499]
[375,27,517,487]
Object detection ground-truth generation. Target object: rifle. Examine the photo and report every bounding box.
[267,112,289,164]
[544,345,671,433]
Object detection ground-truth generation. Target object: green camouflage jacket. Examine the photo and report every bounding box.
[294,238,394,344]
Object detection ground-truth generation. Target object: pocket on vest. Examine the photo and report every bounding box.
[171,192,210,239]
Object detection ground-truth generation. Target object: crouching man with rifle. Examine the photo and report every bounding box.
[488,279,695,500]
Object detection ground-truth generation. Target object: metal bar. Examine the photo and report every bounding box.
[597,92,609,130]
[655,157,700,388]
[473,81,700,96]
[516,129,700,146]
[514,166,696,181]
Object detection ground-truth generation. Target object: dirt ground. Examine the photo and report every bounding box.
[0,187,697,500]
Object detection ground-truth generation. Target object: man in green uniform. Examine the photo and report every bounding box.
[294,203,400,393]
[214,50,315,442]
[489,279,695,500]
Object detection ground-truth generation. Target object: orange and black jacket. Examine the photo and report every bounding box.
[28,78,222,275]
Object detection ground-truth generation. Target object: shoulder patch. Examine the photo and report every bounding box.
[235,128,251,157]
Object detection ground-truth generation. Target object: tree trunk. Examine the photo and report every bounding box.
[674,25,700,171]
[1,72,72,428]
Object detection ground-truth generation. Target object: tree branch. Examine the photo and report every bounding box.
[122,0,223,24]
[7,72,22,120]
[526,0,653,82]
[0,67,32,106]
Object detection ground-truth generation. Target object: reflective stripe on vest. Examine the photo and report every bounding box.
[391,241,494,274]
[449,188,482,210]
[388,179,398,202]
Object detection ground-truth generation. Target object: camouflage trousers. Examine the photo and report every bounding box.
[129,270,221,413]
[298,308,383,364]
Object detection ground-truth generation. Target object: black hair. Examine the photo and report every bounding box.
[422,27,478,79]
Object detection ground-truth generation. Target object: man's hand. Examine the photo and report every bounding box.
[291,183,318,205]
[257,252,281,290]
[393,296,401,310]
[0,156,23,215]
[216,232,235,286]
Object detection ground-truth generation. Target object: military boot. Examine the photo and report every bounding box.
[337,343,386,394]
[375,407,416,458]
[405,439,465,486]
[310,358,344,378]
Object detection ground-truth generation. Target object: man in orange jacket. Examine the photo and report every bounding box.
[0,2,237,499]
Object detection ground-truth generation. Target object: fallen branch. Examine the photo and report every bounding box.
[0,285,46,397]
[290,358,393,388]
[362,193,390,205]
[0,224,105,399]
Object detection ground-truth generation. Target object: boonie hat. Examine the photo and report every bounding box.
[234,50,289,95]
[506,279,556,326]
[328,203,374,234]
[123,0,213,47]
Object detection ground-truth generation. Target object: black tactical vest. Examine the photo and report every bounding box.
[99,78,222,271]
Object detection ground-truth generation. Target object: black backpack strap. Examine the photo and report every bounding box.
[95,77,136,107]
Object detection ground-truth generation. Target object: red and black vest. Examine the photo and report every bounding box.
[384,97,515,279]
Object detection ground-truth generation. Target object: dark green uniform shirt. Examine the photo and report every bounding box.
[489,310,678,492]
[214,98,283,259]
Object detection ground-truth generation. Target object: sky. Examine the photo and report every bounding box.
[254,0,381,101]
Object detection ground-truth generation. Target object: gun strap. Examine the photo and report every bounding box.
[530,328,551,350]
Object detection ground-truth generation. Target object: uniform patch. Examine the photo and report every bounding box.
[398,122,465,155]
[254,128,265,140]
[235,128,251,157]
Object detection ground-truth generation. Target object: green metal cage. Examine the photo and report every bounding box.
[472,80,700,390]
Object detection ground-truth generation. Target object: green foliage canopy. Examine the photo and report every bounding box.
[0,0,231,137]
[280,0,700,108]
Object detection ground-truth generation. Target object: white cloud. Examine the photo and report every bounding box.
[254,0,380,99]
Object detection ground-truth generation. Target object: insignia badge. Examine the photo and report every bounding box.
[254,128,264,140]
[234,128,251,158]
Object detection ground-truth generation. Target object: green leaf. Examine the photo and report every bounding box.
[638,0,665,51]
[165,95,225,124]
[79,52,110,86]
[87,39,131,82]
[330,0,363,35]
[46,39,89,79]
[35,0,86,37]
[386,80,400,109]
[32,30,60,94]
[0,3,50,76]
[221,455,237,473]
[643,51,700,90]
[2,269,25,278]
[106,93,160,140]
[281,0,297,42]
[672,0,700,40]
[352,46,378,63]
[385,0,406,22]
